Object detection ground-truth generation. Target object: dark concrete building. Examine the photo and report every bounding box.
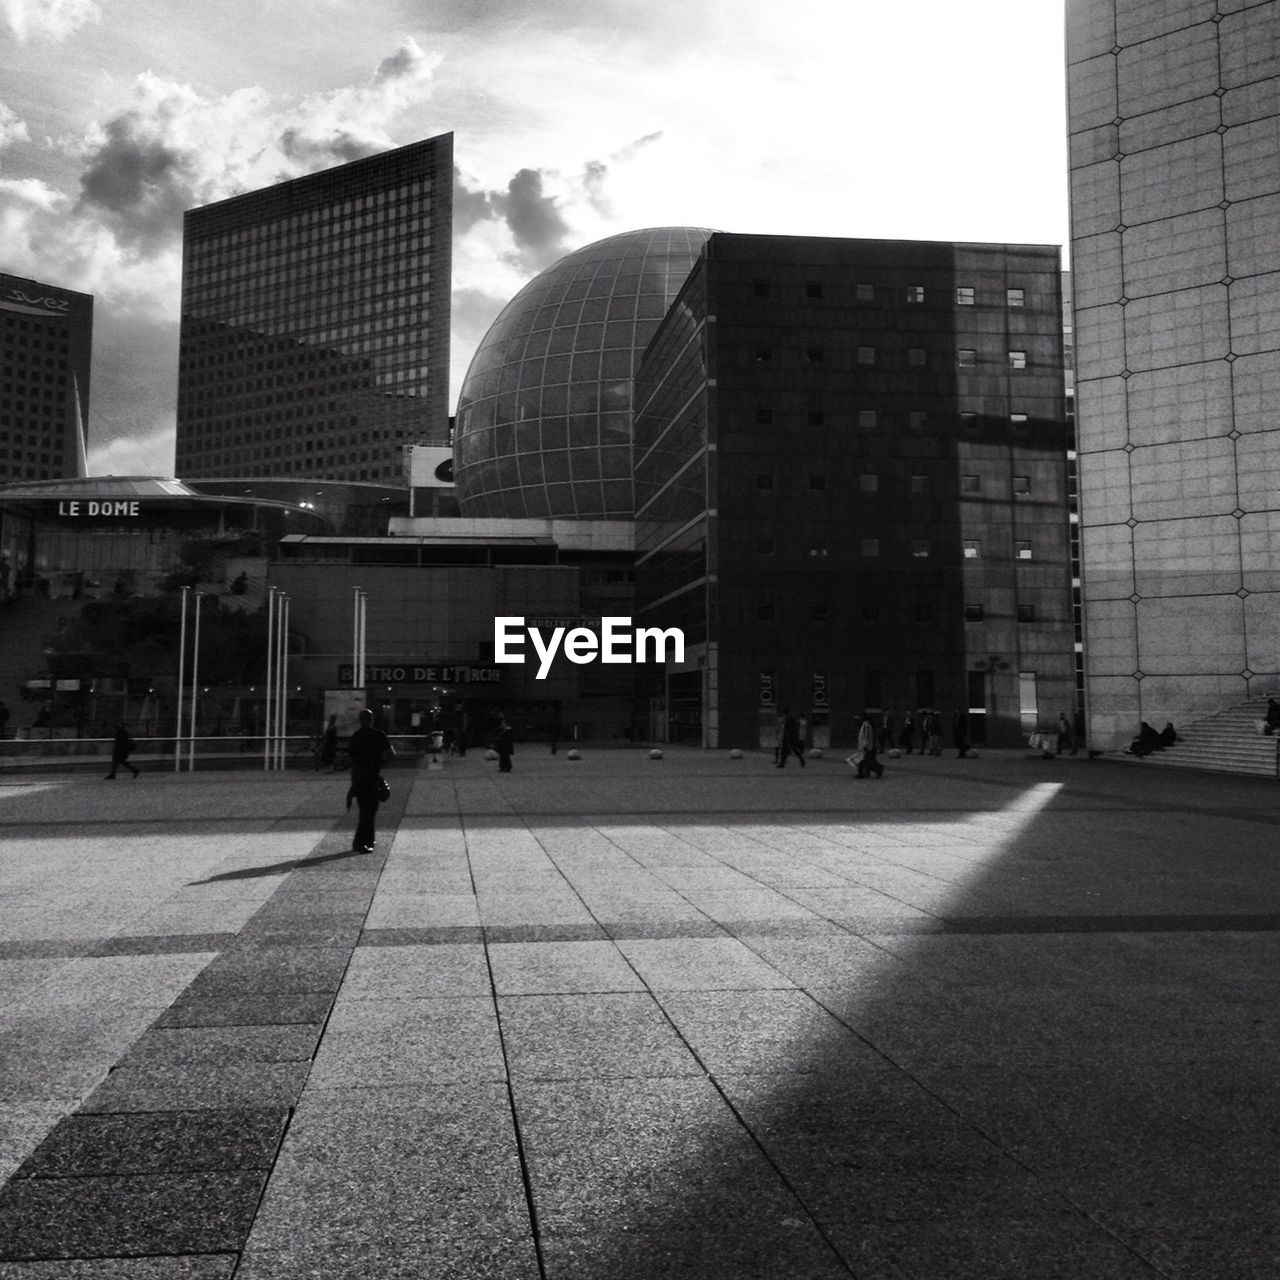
[634,233,1075,749]
[175,134,453,484]
[0,272,92,484]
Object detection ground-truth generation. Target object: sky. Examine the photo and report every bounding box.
[0,0,1070,478]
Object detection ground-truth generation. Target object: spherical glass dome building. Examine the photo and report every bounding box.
[453,227,714,519]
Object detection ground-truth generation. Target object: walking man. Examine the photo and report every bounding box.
[346,708,395,852]
[105,724,140,779]
[952,708,970,758]
[776,708,805,768]
[855,712,884,779]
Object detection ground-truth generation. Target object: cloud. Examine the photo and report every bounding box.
[0,101,29,147]
[494,168,573,269]
[1,0,99,43]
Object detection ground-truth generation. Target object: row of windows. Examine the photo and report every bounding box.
[753,535,1039,561]
[754,473,1037,497]
[750,408,1035,432]
[3,316,73,337]
[753,281,1029,308]
[751,344,1032,369]
[754,601,1035,623]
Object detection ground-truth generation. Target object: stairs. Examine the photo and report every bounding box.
[1122,696,1280,779]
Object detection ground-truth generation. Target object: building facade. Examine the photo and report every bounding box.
[635,233,1075,749]
[175,134,453,484]
[0,272,92,484]
[1066,0,1280,749]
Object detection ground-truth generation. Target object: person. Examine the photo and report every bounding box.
[317,714,339,772]
[346,708,395,852]
[1127,721,1161,757]
[1265,699,1280,735]
[0,700,9,740]
[952,709,969,758]
[32,702,52,733]
[1057,711,1077,756]
[495,715,514,773]
[105,723,140,779]
[855,711,884,779]
[899,712,915,755]
[776,708,805,768]
[923,710,942,756]
[878,711,894,753]
[1156,721,1178,751]
[230,570,248,595]
[549,714,561,755]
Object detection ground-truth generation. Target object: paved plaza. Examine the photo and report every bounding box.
[0,748,1278,1278]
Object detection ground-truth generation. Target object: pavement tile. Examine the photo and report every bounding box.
[84,935,238,957]
[80,1063,309,1113]
[0,946,89,962]
[364,894,481,929]
[487,941,644,995]
[156,993,333,1028]
[826,1214,1161,1279]
[337,944,490,999]
[179,947,351,998]
[0,1171,267,1260]
[0,1259,238,1279]
[476,894,596,927]
[16,1109,288,1178]
[233,915,365,948]
[236,1238,539,1280]
[1096,1210,1280,1279]
[499,992,702,1080]
[655,989,871,1075]
[0,1103,75,1185]
[484,924,608,943]
[118,1025,322,1068]
[4,956,217,1011]
[601,921,728,940]
[614,937,794,991]
[358,926,484,946]
[309,999,504,1087]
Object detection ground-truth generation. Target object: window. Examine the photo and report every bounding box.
[756,536,775,555]
[957,349,977,368]
[856,283,875,302]
[961,474,981,494]
[1009,350,1027,369]
[755,345,772,362]
[858,409,878,429]
[1012,475,1031,496]
[756,474,774,490]
[1007,287,1025,307]
[809,539,828,557]
[911,540,931,558]
[960,411,978,431]
[1017,603,1036,622]
[910,473,929,494]
[956,286,975,306]
[964,603,985,621]
[758,603,776,622]
[857,346,876,365]
[1010,412,1028,429]
[755,406,773,425]
[859,473,879,493]
[861,538,880,558]
[907,348,926,366]
[806,281,824,299]
[809,474,826,490]
[909,411,928,432]
[963,540,981,558]
[1016,540,1034,559]
[907,285,924,304]
[812,605,829,622]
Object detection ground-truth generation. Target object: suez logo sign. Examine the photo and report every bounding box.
[2,288,71,315]
[494,616,685,680]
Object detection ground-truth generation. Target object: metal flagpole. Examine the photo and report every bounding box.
[174,586,188,772]
[276,595,288,770]
[280,596,291,772]
[187,593,203,773]
[264,587,276,771]
[358,590,367,695]
[352,587,361,688]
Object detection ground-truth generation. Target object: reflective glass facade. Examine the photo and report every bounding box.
[0,273,92,483]
[453,226,713,519]
[176,134,452,484]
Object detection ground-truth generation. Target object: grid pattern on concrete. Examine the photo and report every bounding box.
[3,753,1280,1276]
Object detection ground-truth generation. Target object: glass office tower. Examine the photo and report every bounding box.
[176,133,452,484]
[0,272,92,483]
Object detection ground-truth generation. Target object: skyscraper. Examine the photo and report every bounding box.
[1067,0,1280,748]
[175,133,452,484]
[0,272,92,484]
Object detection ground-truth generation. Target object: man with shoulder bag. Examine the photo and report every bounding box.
[346,709,395,852]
